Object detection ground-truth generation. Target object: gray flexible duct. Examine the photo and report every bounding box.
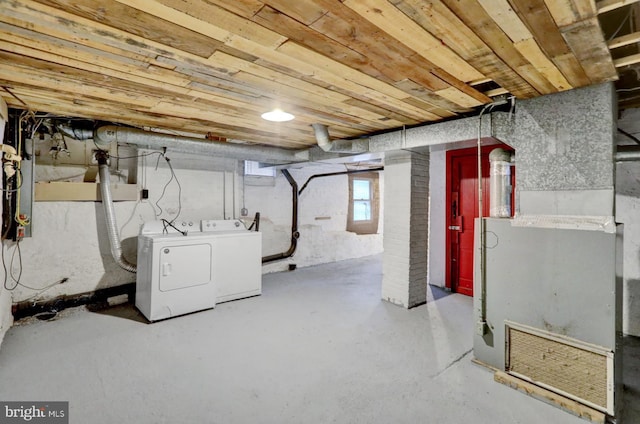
[98,160,137,273]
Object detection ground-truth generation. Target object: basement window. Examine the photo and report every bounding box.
[244,160,275,177]
[347,173,379,235]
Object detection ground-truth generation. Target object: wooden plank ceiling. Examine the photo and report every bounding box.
[0,0,626,149]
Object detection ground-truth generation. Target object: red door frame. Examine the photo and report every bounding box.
[445,144,514,294]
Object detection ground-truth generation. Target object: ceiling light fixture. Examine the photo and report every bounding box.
[261,109,295,122]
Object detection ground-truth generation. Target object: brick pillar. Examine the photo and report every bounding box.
[382,150,429,308]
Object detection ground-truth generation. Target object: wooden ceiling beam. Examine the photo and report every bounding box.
[608,31,640,48]
[597,0,640,14]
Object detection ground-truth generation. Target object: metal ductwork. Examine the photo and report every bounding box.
[96,151,136,273]
[57,122,93,140]
[616,145,640,162]
[311,123,370,154]
[489,148,513,218]
[94,125,308,165]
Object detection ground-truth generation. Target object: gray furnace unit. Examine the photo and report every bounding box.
[474,217,623,419]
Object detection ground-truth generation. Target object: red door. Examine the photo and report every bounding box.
[446,145,513,296]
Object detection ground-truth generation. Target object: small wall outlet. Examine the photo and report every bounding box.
[141,189,149,199]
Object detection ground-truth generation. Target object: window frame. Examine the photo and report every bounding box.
[347,172,379,235]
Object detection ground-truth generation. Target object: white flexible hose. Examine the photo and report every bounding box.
[98,163,137,273]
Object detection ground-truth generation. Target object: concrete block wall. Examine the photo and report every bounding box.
[8,152,383,306]
[254,164,384,274]
[382,150,429,308]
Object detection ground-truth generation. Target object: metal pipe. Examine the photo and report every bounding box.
[476,97,511,336]
[262,169,299,263]
[96,151,136,273]
[311,123,370,154]
[489,148,512,218]
[56,123,93,140]
[298,167,384,194]
[616,145,640,161]
[94,125,308,165]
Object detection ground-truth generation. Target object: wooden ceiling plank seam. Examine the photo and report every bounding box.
[149,101,317,139]
[193,0,265,20]
[152,0,287,49]
[485,87,510,97]
[390,0,537,99]
[0,2,165,65]
[0,86,312,147]
[597,0,640,14]
[477,0,535,43]
[1,0,240,78]
[608,30,640,48]
[441,0,553,97]
[477,0,576,89]
[0,53,299,132]
[0,35,193,93]
[203,53,410,128]
[35,0,221,58]
[208,51,352,103]
[259,40,445,120]
[232,72,404,125]
[435,86,484,108]
[342,0,485,83]
[261,0,329,26]
[508,0,592,87]
[513,39,573,90]
[426,65,493,104]
[560,17,619,82]
[614,52,640,67]
[0,21,154,72]
[507,0,572,56]
[543,0,597,27]
[0,58,165,109]
[110,0,445,123]
[392,79,471,115]
[3,1,390,133]
[251,5,394,84]
[309,10,451,92]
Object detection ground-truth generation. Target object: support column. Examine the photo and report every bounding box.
[382,150,429,308]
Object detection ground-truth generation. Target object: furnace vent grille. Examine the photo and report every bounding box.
[505,321,613,414]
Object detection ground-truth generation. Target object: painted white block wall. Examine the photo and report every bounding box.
[9,152,383,305]
[253,164,384,274]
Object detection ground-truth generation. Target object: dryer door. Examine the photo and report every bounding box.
[159,243,212,291]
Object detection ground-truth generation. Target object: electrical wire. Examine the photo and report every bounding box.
[608,8,633,41]
[154,155,182,223]
[1,240,68,293]
[161,218,187,236]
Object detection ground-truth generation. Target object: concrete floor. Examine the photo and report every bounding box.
[0,254,637,423]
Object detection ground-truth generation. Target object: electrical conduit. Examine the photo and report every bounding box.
[97,152,136,273]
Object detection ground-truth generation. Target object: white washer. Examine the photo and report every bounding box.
[136,230,217,322]
[200,220,262,303]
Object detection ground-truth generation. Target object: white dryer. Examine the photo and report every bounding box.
[136,229,217,322]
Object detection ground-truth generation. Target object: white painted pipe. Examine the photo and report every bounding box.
[311,123,369,153]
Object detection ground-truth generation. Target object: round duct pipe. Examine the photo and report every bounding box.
[94,125,308,164]
[96,151,136,273]
[489,148,513,218]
